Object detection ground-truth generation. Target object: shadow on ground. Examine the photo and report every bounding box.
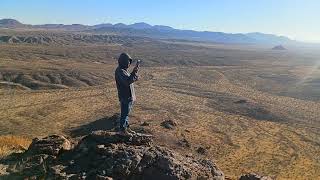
[68,114,119,137]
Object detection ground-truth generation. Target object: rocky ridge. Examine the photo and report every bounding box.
[0,34,150,45]
[0,131,226,179]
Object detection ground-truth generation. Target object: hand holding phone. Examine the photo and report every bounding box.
[133,60,141,73]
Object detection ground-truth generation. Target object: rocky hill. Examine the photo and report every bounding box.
[0,19,28,28]
[0,131,272,180]
[0,131,225,179]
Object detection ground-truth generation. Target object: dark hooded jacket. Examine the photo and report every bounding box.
[115,53,138,102]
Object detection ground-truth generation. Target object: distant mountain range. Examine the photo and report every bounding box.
[0,18,296,45]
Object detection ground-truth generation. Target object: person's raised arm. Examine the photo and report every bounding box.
[118,69,138,87]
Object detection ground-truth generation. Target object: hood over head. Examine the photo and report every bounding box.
[118,53,132,69]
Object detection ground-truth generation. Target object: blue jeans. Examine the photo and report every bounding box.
[120,100,133,130]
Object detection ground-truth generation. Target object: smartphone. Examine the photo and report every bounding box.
[136,59,141,67]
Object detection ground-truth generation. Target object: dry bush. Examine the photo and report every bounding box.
[0,135,31,157]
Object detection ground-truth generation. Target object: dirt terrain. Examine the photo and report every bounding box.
[0,30,319,179]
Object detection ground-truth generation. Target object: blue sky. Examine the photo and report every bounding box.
[0,0,319,42]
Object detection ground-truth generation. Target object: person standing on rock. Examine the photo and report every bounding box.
[115,53,140,135]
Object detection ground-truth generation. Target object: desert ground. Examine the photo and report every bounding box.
[0,30,320,179]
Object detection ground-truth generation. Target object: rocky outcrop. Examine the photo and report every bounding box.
[1,131,225,180]
[27,135,72,156]
[239,173,273,180]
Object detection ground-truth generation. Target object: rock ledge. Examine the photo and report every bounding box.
[1,131,225,180]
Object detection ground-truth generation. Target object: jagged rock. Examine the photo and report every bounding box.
[1,131,225,180]
[27,135,72,156]
[239,173,273,180]
[129,146,224,180]
[161,119,177,129]
[78,130,153,147]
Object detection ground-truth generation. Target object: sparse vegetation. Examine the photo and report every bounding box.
[0,29,319,179]
[0,135,31,158]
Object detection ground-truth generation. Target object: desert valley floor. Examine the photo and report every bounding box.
[0,30,320,179]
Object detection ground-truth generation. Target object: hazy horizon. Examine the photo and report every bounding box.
[1,0,320,43]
